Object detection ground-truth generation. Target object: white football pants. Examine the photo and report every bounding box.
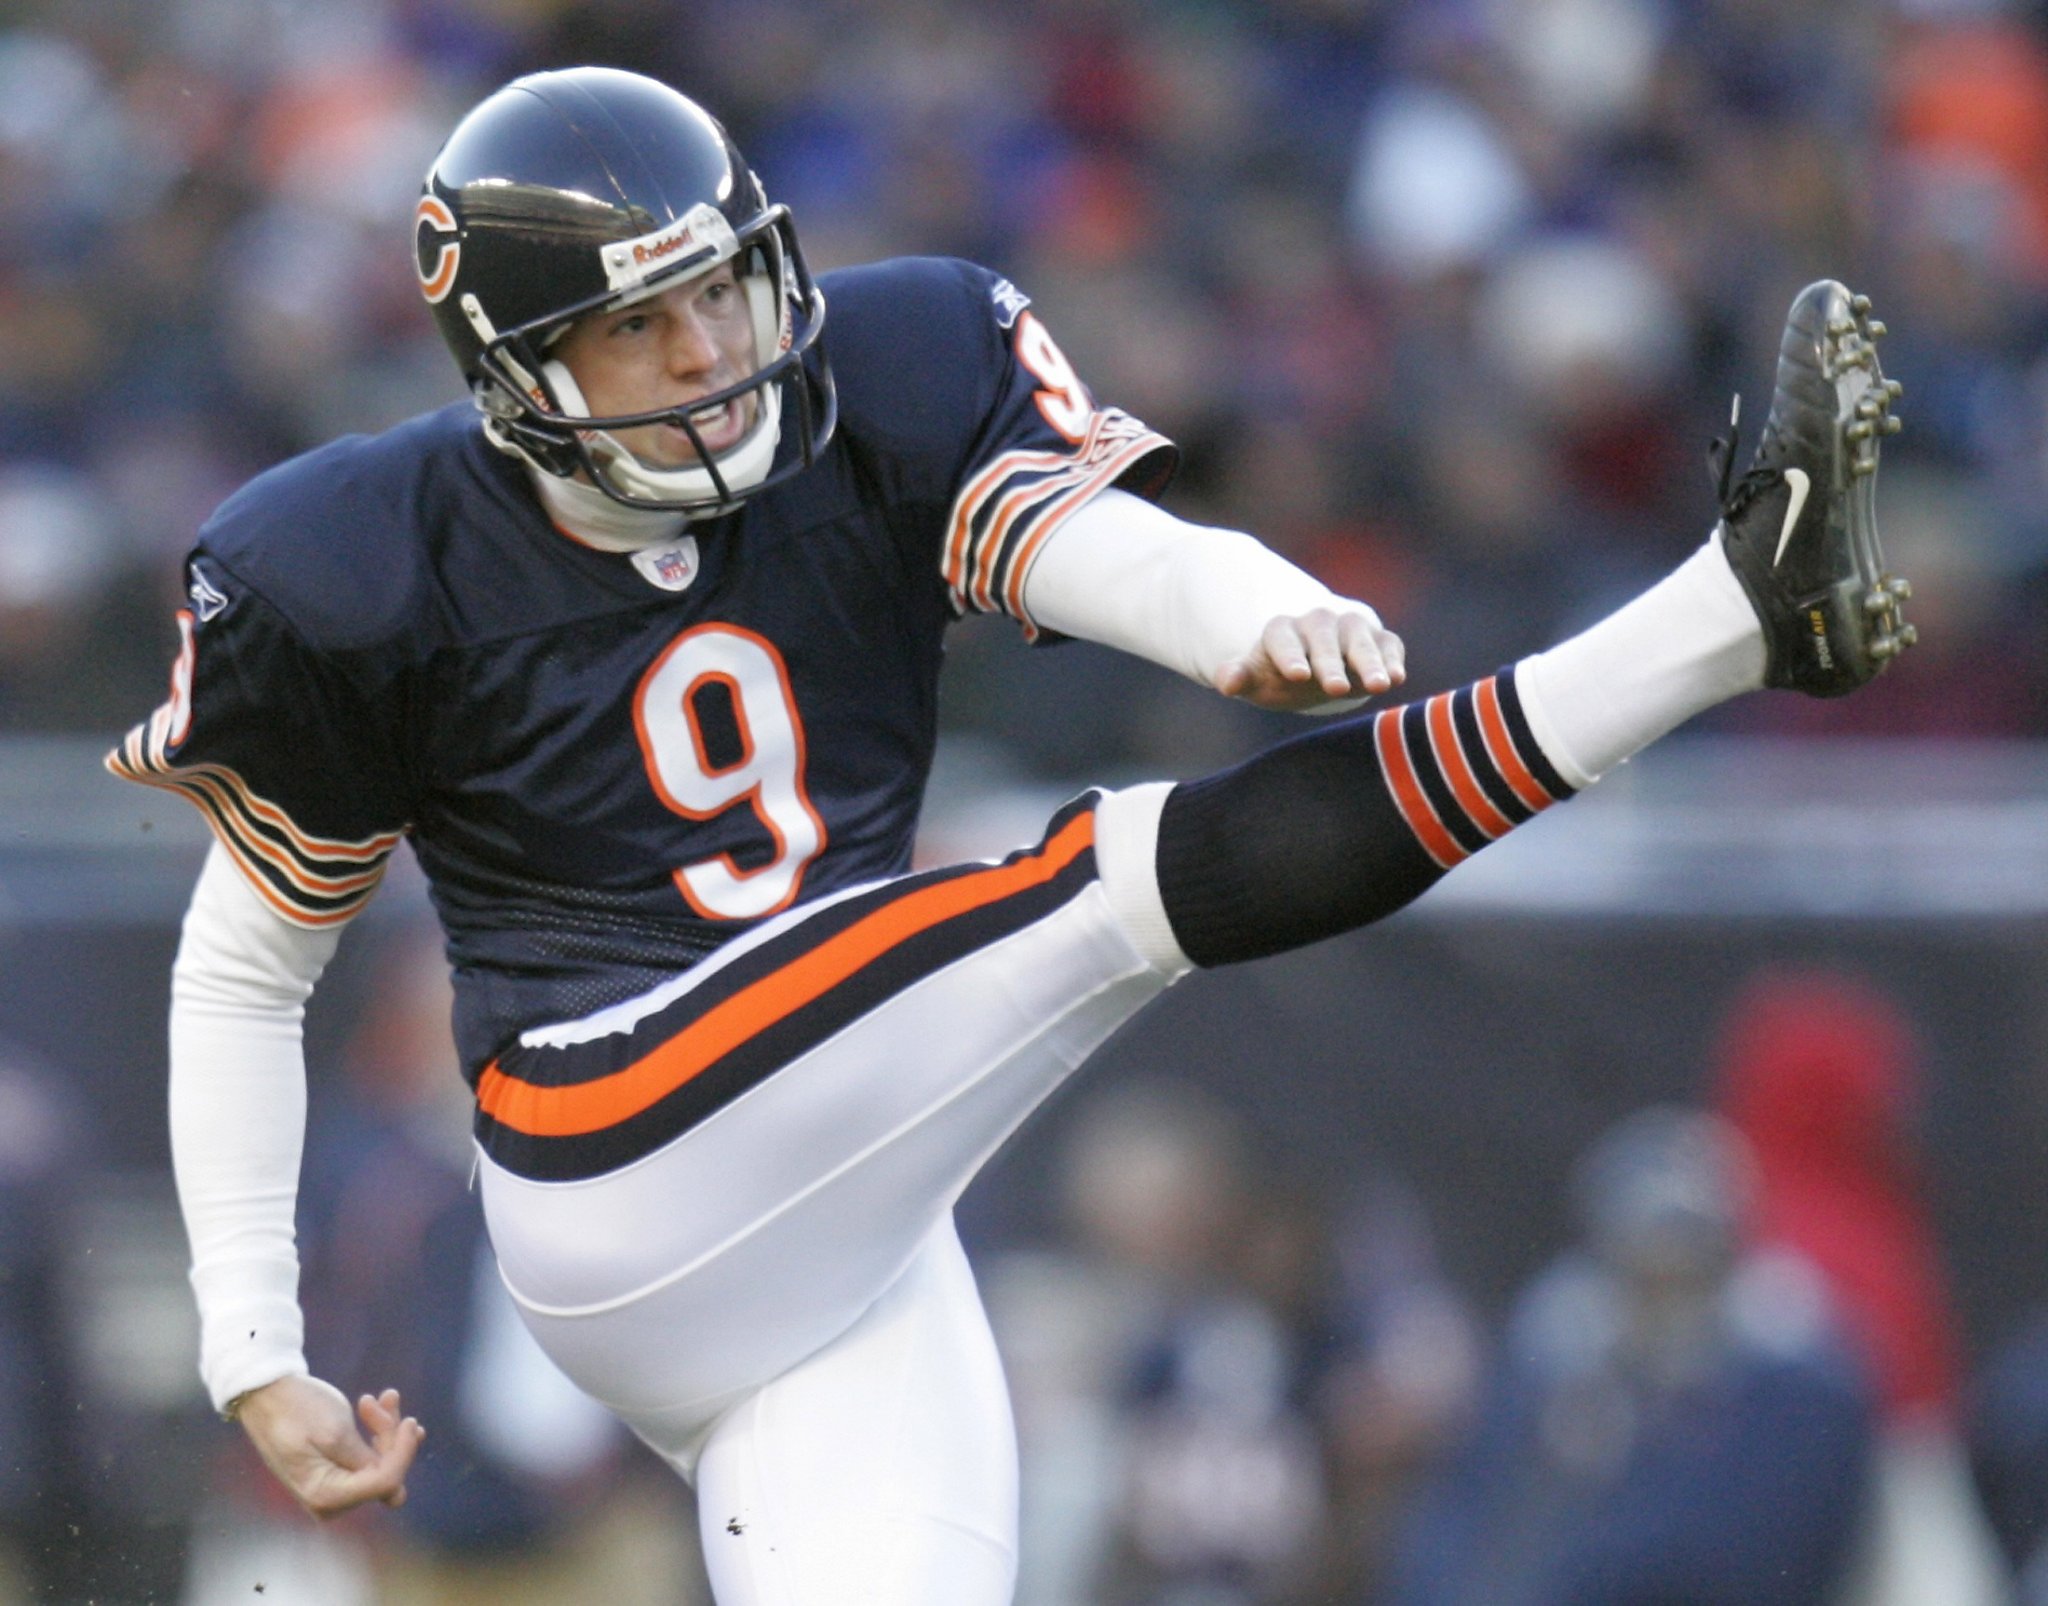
[476,785,1187,1605]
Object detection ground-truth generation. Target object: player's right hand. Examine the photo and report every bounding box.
[233,1374,425,1520]
[1214,605,1408,711]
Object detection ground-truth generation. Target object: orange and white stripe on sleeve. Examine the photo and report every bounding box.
[106,700,403,929]
[940,407,1174,641]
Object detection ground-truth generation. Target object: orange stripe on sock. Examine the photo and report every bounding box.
[1374,710,1466,870]
[1474,678,1555,814]
[1426,694,1515,840]
[477,810,1098,1138]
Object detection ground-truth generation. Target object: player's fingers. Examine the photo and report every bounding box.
[361,1388,426,1458]
[1213,656,1251,698]
[379,1417,426,1508]
[1294,610,1356,696]
[364,1390,425,1508]
[1261,616,1314,682]
[288,1393,423,1519]
[360,1389,425,1462]
[304,1444,415,1518]
[1335,610,1400,688]
[360,1388,402,1433]
[1343,610,1392,692]
[1371,614,1407,684]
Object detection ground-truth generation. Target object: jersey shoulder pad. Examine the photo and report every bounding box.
[818,257,1020,461]
[197,403,482,653]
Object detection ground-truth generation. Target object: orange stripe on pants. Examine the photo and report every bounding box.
[477,811,1098,1138]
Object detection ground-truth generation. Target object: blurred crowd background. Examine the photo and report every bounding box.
[8,0,2048,1600]
[8,0,2048,759]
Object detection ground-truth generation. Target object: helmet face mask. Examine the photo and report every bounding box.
[418,68,836,515]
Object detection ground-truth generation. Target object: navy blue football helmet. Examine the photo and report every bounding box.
[418,67,835,513]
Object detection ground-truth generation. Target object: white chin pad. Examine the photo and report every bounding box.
[536,355,782,509]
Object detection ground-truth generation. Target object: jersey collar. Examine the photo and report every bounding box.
[527,464,690,553]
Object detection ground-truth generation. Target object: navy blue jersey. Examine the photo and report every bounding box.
[109,258,1175,1076]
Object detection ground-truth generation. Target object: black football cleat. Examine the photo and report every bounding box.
[1712,280,1913,697]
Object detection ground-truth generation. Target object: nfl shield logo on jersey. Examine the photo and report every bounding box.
[632,538,701,593]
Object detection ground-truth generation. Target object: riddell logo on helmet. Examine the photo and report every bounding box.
[604,203,741,293]
[633,225,699,266]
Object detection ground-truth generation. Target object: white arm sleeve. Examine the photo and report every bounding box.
[170,839,346,1412]
[1019,487,1365,692]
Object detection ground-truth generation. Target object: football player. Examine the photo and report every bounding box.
[110,66,1910,1604]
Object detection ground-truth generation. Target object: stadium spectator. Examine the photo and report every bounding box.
[6,2,2046,746]
[1710,966,2015,1606]
[988,1084,1336,1606]
[987,1082,1474,1606]
[1391,1105,1876,1606]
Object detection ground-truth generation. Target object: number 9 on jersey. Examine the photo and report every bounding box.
[634,624,827,920]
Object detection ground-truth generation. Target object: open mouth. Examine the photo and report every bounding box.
[669,397,749,458]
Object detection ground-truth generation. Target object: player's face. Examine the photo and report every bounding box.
[553,263,761,469]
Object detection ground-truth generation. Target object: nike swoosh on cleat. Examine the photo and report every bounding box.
[1773,467,1811,568]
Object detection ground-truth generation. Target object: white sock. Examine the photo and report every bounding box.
[1516,534,1764,787]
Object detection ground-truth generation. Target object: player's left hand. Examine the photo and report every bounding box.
[234,1375,426,1521]
[1215,606,1407,711]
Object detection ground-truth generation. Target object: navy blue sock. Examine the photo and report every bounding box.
[1154,665,1575,967]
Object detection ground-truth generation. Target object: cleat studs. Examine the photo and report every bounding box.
[1864,591,1892,616]
[1848,420,1875,441]
[1852,459,1877,477]
[1883,414,1904,435]
[1866,319,1887,339]
[1870,635,1897,660]
[1886,576,1913,600]
[1898,623,1919,648]
[1828,316,1856,337]
[1851,293,1873,314]
[1885,378,1904,400]
[1857,398,1882,418]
